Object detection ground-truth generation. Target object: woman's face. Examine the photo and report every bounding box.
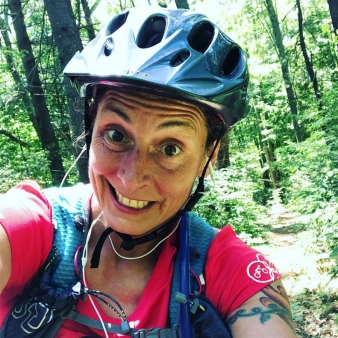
[89,90,209,236]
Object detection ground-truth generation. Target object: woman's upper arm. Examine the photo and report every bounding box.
[0,180,53,292]
[226,279,297,338]
[0,223,12,293]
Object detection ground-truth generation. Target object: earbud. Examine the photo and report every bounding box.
[205,156,214,177]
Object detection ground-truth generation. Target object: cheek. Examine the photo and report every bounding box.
[154,157,200,196]
[155,139,206,194]
[88,144,119,178]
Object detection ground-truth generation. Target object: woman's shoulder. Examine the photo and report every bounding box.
[207,225,271,265]
[204,225,281,318]
[0,179,53,228]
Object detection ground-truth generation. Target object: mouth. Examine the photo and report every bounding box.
[108,184,151,210]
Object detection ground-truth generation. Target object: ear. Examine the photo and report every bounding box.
[198,142,220,177]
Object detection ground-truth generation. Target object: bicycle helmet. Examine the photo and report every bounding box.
[64,6,249,128]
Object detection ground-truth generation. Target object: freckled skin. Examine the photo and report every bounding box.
[89,90,209,237]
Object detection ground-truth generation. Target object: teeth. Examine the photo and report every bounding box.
[116,191,149,209]
[129,200,138,208]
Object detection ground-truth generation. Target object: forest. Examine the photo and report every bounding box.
[0,0,337,336]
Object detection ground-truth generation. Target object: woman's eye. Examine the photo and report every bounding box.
[161,144,181,156]
[107,129,125,142]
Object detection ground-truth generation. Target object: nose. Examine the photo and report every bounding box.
[117,149,151,192]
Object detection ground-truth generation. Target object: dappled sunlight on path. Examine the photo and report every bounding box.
[253,208,338,337]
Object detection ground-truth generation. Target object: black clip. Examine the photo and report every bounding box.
[121,320,131,334]
[174,292,205,314]
[74,216,85,232]
[80,285,88,301]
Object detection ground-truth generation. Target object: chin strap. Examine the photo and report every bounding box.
[90,129,224,268]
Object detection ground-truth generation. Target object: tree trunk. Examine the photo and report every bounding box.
[253,105,279,190]
[265,0,303,142]
[327,0,338,33]
[296,0,322,110]
[0,17,38,132]
[43,0,89,183]
[7,0,66,185]
[81,0,96,40]
[265,140,278,190]
[174,0,190,9]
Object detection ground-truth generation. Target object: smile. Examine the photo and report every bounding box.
[115,190,149,209]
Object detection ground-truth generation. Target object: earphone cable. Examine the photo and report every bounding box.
[60,144,87,188]
[107,221,180,260]
[82,211,109,338]
[88,291,126,321]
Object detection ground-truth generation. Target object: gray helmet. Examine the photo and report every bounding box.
[64,6,249,127]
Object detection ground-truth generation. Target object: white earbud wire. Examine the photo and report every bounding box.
[81,211,109,338]
[60,144,87,188]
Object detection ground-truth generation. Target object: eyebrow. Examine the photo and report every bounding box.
[157,120,196,131]
[101,102,131,123]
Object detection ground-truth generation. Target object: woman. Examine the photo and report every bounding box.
[0,6,297,338]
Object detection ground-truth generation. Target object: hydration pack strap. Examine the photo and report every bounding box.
[67,310,179,337]
[169,213,218,327]
[68,310,127,334]
[131,328,179,338]
[178,213,192,337]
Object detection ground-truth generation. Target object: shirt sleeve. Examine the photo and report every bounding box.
[204,226,281,319]
[0,180,53,289]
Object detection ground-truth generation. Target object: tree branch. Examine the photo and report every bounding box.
[0,129,30,148]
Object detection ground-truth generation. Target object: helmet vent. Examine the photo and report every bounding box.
[104,37,114,56]
[222,47,241,76]
[137,16,166,48]
[106,11,130,35]
[170,49,190,67]
[188,22,214,53]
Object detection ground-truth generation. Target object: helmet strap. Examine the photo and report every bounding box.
[84,98,93,158]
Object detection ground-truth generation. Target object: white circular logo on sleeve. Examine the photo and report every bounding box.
[247,254,279,283]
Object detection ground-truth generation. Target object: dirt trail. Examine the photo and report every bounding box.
[253,205,338,337]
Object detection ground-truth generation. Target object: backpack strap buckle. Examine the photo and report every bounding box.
[132,328,179,338]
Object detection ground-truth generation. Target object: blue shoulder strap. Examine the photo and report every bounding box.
[169,212,218,327]
[43,183,91,290]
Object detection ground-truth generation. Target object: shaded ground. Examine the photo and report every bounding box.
[253,206,338,337]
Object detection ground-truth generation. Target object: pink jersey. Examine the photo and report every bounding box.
[0,181,281,337]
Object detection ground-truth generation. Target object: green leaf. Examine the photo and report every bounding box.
[293,313,304,322]
[322,23,331,33]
